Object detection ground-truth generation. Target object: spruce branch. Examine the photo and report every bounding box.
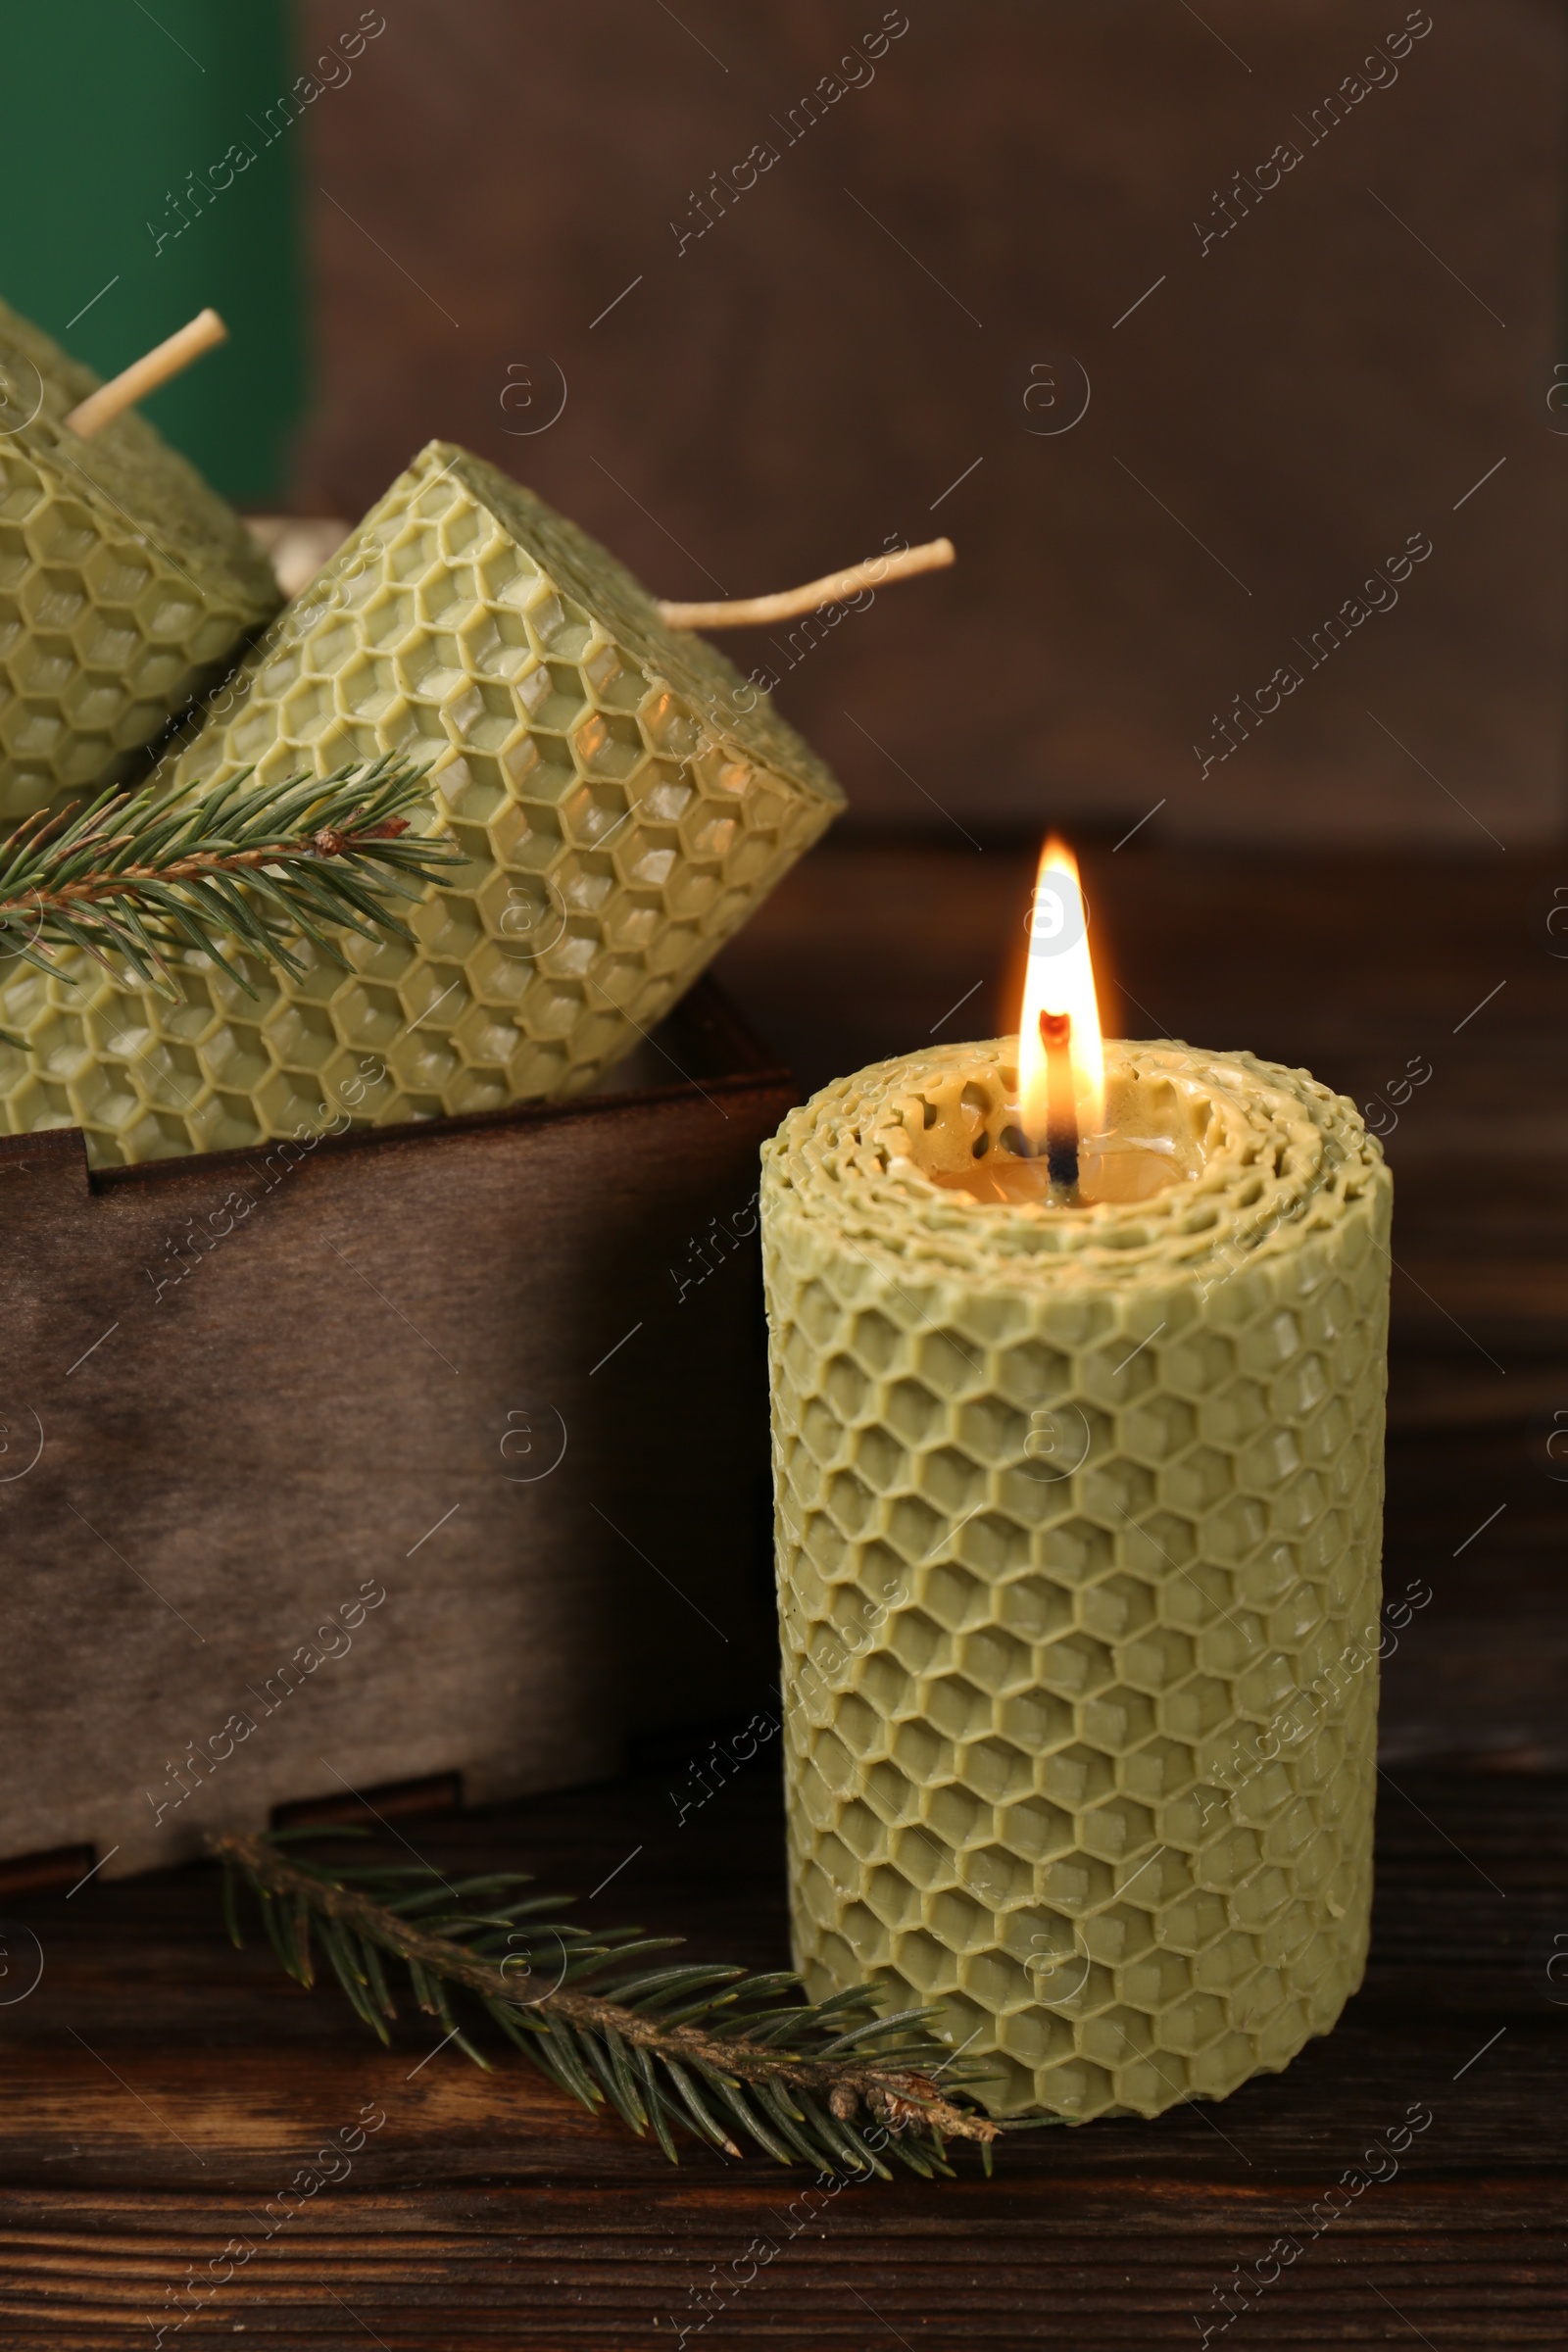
[212,1829,1016,2177]
[0,756,463,1022]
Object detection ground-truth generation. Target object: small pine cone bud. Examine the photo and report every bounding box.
[312,826,346,857]
[828,2082,859,2122]
[867,2082,934,2135]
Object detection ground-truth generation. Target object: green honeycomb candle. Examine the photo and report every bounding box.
[0,296,281,817]
[0,440,843,1164]
[760,1038,1393,2121]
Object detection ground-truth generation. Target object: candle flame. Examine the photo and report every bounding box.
[1018,834,1104,1142]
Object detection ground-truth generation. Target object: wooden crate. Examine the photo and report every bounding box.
[0,980,791,1880]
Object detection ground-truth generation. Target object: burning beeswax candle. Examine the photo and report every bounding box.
[0,296,280,817]
[760,840,1392,2120]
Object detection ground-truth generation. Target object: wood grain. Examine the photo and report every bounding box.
[0,1763,1563,2345]
[295,0,1566,846]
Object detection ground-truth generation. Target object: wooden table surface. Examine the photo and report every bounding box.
[3,835,1565,2347]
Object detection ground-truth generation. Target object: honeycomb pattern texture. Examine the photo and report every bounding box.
[0,295,281,817]
[0,440,843,1165]
[760,1039,1393,2121]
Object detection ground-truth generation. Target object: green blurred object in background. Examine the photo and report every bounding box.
[0,0,306,502]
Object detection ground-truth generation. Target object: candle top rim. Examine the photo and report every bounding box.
[421,443,846,811]
[0,293,280,617]
[762,1035,1390,1292]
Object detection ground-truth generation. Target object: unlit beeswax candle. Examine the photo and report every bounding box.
[0,295,281,816]
[760,1037,1392,2119]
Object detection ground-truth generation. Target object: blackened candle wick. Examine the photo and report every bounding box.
[1039,1009,1081,1194]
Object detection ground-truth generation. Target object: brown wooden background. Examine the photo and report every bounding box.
[293,0,1565,845]
[3,10,1567,2340]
